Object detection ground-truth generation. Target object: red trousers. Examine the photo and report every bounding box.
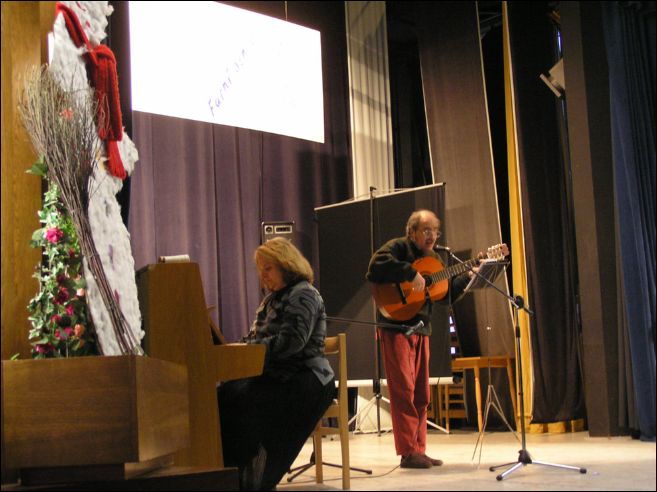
[379,328,430,456]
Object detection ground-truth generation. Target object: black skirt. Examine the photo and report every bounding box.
[217,368,335,491]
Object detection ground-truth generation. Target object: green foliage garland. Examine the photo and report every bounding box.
[26,167,98,358]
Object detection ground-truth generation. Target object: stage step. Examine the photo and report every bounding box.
[1,466,239,491]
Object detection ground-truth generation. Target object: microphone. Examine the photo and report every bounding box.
[433,244,451,252]
[404,320,424,337]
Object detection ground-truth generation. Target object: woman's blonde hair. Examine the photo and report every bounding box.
[255,237,314,284]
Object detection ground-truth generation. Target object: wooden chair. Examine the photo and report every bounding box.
[436,371,467,432]
[313,333,350,489]
[287,333,370,489]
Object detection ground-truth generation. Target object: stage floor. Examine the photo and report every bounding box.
[280,429,656,491]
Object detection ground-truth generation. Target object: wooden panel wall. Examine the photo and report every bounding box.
[2,1,54,485]
[1,1,54,361]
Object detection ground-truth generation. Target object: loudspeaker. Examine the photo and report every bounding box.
[261,221,295,244]
[540,57,565,98]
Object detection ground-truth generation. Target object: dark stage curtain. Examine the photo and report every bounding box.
[602,1,656,441]
[411,1,516,427]
[412,1,515,359]
[506,2,586,423]
[386,2,433,189]
[128,2,352,341]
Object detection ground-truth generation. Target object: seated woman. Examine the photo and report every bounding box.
[217,237,336,491]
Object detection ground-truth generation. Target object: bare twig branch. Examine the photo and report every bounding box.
[18,65,142,355]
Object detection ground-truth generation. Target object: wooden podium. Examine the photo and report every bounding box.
[136,262,265,469]
[2,355,189,486]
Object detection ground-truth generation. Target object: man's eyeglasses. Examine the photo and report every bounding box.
[420,228,441,238]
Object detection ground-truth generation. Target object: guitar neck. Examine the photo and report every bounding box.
[429,258,478,283]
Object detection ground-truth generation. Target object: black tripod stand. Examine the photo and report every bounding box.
[344,185,393,436]
[490,295,587,480]
[471,330,520,464]
[287,450,372,483]
[363,185,388,436]
[349,336,391,435]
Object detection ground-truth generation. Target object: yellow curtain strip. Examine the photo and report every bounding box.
[502,3,583,433]
[502,2,537,431]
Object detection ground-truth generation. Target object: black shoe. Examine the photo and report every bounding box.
[423,454,443,466]
[400,453,432,469]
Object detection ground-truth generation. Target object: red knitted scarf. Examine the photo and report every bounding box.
[55,2,126,180]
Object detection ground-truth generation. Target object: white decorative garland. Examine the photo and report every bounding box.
[49,1,144,355]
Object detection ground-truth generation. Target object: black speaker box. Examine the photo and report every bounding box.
[261,221,295,244]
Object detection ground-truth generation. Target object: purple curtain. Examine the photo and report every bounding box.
[128,2,351,341]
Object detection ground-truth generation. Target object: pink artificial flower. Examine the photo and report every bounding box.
[55,327,72,340]
[35,343,54,354]
[65,303,75,316]
[51,314,62,325]
[76,288,86,297]
[45,228,64,244]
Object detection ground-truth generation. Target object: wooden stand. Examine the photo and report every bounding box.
[2,355,189,486]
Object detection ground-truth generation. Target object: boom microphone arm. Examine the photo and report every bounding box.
[326,316,424,337]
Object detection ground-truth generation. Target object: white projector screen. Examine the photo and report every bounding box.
[129,1,324,143]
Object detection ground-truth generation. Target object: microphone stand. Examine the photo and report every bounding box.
[440,246,518,451]
[366,185,388,436]
[445,249,587,480]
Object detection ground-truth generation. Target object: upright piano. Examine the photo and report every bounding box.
[137,262,265,469]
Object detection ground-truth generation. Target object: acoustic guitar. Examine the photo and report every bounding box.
[370,243,509,321]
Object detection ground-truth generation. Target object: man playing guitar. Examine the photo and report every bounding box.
[366,209,494,469]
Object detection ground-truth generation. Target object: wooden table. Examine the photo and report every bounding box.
[451,356,517,432]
